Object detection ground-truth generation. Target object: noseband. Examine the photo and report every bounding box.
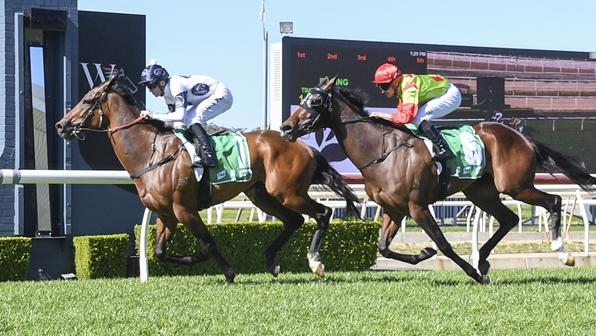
[73,90,108,139]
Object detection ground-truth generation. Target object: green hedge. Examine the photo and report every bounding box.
[0,237,32,281]
[135,221,379,276]
[73,234,129,279]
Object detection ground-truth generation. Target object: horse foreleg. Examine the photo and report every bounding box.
[379,212,437,264]
[463,179,518,278]
[409,204,485,284]
[245,183,305,277]
[174,206,236,284]
[154,216,210,265]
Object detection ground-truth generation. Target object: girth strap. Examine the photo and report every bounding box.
[130,146,183,179]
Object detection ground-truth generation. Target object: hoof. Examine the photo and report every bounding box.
[559,252,575,267]
[313,262,325,277]
[225,273,236,285]
[478,260,491,276]
[268,263,281,277]
[481,274,492,285]
[307,252,325,277]
[420,247,437,259]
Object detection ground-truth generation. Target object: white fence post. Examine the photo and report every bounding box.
[139,208,152,282]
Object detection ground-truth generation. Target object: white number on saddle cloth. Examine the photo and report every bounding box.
[459,132,483,165]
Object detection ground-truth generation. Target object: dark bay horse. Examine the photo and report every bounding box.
[55,76,360,284]
[281,76,596,284]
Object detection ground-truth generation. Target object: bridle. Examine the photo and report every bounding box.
[299,88,333,133]
[71,86,145,139]
[72,91,109,139]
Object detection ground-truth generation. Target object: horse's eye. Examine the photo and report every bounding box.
[307,96,322,108]
[83,99,92,104]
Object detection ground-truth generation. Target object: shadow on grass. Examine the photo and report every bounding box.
[156,268,596,287]
[234,270,454,286]
[495,275,596,286]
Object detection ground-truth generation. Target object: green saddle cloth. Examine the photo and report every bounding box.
[407,124,486,179]
[208,131,253,184]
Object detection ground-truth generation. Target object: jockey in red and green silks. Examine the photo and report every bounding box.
[393,74,451,124]
[370,63,462,161]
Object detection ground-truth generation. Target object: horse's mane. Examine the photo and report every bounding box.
[337,87,368,116]
[110,77,143,108]
[109,77,173,133]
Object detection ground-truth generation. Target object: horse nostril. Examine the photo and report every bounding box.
[55,123,62,131]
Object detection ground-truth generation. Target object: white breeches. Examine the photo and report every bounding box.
[184,84,233,126]
[411,83,462,126]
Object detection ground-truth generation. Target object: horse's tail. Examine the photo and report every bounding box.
[311,149,361,218]
[531,139,596,192]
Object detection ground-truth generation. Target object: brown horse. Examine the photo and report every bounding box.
[55,76,360,284]
[281,76,596,284]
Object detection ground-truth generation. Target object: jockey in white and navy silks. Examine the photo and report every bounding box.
[138,63,233,167]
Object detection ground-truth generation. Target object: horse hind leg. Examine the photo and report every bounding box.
[302,200,331,277]
[379,212,437,265]
[512,187,574,266]
[154,215,210,265]
[244,183,306,277]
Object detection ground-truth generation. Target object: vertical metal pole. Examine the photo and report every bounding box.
[261,0,268,130]
[14,13,24,235]
[63,56,72,235]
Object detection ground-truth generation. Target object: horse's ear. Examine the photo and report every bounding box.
[321,75,338,90]
[101,75,118,90]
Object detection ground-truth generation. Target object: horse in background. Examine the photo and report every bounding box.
[56,76,360,283]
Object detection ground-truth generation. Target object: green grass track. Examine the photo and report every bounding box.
[1,268,595,335]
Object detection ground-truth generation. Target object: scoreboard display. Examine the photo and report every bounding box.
[280,36,428,122]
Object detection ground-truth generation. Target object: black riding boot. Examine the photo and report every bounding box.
[189,123,218,167]
[419,121,454,161]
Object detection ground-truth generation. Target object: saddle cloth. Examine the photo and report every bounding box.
[408,124,486,179]
[174,130,253,184]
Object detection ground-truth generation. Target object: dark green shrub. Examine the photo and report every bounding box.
[0,237,32,281]
[134,221,379,276]
[73,234,129,279]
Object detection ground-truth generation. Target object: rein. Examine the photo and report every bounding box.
[338,116,374,125]
[109,115,145,133]
[358,139,414,169]
[74,90,146,137]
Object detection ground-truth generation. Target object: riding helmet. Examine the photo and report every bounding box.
[372,63,402,84]
[138,64,170,85]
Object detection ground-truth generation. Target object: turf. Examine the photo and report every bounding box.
[1,269,594,335]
